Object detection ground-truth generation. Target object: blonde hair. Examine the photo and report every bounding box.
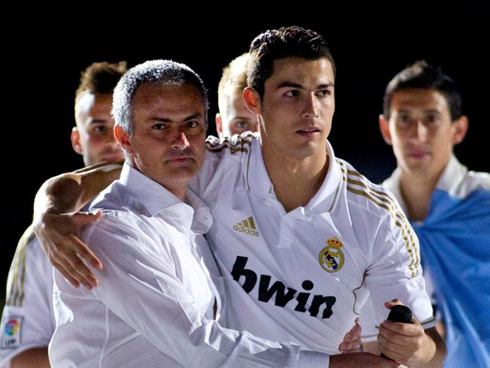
[217,53,249,114]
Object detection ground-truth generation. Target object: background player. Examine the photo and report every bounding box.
[377,60,490,367]
[0,61,126,367]
[215,52,258,138]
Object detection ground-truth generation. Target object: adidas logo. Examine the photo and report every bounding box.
[233,216,259,237]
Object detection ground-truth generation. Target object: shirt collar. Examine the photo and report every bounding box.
[382,154,468,212]
[119,163,212,234]
[245,139,341,213]
[436,154,468,195]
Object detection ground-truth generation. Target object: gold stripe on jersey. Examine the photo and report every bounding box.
[337,160,420,278]
[205,133,255,191]
[205,133,254,154]
[6,225,35,307]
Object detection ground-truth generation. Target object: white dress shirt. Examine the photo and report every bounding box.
[49,163,329,367]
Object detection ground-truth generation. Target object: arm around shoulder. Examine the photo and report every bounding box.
[33,162,123,218]
[31,163,122,289]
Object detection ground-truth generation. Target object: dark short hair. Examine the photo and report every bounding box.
[76,61,127,98]
[383,60,463,121]
[247,26,336,98]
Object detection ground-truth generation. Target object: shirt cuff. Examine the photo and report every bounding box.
[299,350,330,368]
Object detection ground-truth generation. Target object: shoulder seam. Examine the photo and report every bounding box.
[205,133,254,154]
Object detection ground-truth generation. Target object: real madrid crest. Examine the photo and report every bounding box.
[319,237,345,273]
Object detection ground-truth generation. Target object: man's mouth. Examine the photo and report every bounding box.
[407,149,430,159]
[297,127,321,137]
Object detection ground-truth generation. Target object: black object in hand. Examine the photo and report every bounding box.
[387,305,413,323]
[381,305,413,359]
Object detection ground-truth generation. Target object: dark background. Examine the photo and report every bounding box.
[2,4,489,305]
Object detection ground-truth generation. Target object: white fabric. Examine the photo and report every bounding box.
[190,132,434,352]
[0,226,54,366]
[49,163,329,368]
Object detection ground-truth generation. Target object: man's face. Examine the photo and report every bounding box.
[250,57,335,160]
[216,92,258,138]
[73,93,124,166]
[119,82,207,196]
[380,88,467,177]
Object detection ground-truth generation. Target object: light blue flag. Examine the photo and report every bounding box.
[413,188,490,368]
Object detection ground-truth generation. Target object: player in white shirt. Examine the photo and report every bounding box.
[191,132,435,355]
[33,27,446,366]
[0,61,126,368]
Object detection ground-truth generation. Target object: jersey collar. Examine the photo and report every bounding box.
[245,139,342,214]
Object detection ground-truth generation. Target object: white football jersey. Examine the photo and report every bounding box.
[0,226,55,366]
[190,133,434,354]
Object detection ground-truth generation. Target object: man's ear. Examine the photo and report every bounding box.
[452,115,469,145]
[243,87,261,115]
[379,114,393,146]
[71,127,83,155]
[114,125,132,155]
[215,113,224,138]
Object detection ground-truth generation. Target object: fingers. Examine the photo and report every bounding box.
[339,317,362,353]
[378,316,424,363]
[67,234,103,271]
[73,210,103,229]
[59,256,99,290]
[54,235,100,289]
[52,260,80,288]
[384,298,403,309]
[36,210,103,289]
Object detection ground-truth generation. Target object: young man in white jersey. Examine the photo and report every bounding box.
[32,27,446,367]
[215,52,259,138]
[0,61,126,368]
[376,60,490,367]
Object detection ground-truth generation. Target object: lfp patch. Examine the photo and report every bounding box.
[1,316,23,348]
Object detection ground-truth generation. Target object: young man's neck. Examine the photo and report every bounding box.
[263,149,329,213]
[398,168,441,222]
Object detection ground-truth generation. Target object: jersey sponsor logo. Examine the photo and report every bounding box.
[1,316,22,348]
[231,256,336,319]
[319,237,345,273]
[233,216,259,237]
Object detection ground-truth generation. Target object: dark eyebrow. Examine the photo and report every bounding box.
[424,109,441,114]
[89,119,109,124]
[398,109,441,115]
[232,115,254,121]
[151,113,204,123]
[277,81,334,90]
